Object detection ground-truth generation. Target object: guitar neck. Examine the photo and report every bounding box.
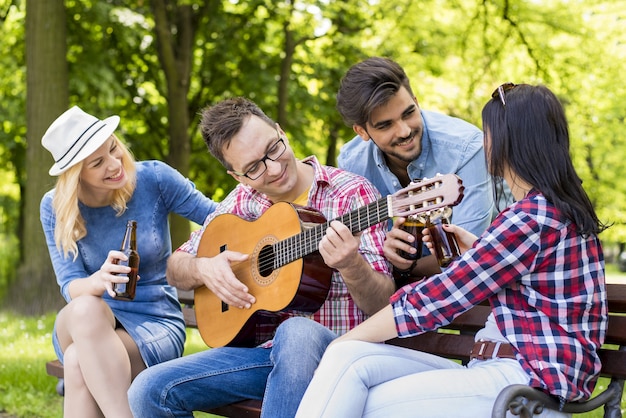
[274,197,389,268]
[271,173,464,270]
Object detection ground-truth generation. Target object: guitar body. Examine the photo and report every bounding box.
[194,202,332,348]
[193,173,465,348]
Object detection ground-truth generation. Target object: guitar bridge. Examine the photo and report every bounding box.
[220,243,229,313]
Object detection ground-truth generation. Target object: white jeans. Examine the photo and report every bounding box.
[296,340,571,418]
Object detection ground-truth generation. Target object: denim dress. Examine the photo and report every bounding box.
[40,160,216,366]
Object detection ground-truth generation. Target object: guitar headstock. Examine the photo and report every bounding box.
[388,174,464,218]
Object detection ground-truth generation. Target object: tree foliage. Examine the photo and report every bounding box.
[0,0,624,313]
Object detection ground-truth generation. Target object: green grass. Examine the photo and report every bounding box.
[0,312,216,417]
[1,263,626,417]
[0,312,59,417]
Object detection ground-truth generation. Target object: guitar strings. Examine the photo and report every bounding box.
[251,176,456,277]
[254,199,390,272]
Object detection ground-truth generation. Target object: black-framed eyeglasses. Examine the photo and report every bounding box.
[230,130,287,180]
[491,82,517,107]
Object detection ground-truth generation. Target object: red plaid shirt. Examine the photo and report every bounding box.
[391,190,607,402]
[179,156,392,344]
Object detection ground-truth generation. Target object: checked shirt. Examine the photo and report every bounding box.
[179,156,392,344]
[391,190,607,402]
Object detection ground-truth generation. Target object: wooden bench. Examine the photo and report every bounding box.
[47,284,626,417]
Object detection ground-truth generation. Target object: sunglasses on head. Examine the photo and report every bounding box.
[491,82,517,107]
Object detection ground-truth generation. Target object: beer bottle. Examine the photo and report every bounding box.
[426,208,460,267]
[114,220,140,301]
[398,215,426,261]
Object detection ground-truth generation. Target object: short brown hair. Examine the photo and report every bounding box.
[337,57,414,128]
[199,97,275,170]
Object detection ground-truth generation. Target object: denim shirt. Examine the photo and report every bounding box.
[337,109,494,237]
[41,160,217,366]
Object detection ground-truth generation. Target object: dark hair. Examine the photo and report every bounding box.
[336,57,415,127]
[199,97,276,170]
[482,84,606,236]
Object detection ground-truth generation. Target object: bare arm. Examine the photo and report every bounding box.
[319,221,395,315]
[166,250,256,309]
[333,305,398,345]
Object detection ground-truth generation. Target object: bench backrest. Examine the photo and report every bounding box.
[180,284,626,380]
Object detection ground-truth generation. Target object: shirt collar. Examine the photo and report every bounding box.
[301,155,330,188]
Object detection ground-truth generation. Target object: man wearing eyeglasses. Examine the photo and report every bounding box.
[337,57,500,283]
[128,97,394,418]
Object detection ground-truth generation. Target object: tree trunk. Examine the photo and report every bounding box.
[6,0,68,314]
[325,120,341,167]
[151,0,194,248]
[277,21,295,127]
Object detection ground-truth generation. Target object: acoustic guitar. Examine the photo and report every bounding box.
[194,174,464,347]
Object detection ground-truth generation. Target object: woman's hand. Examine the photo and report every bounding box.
[423,223,477,255]
[93,250,131,298]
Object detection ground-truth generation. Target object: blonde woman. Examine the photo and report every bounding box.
[40,106,216,417]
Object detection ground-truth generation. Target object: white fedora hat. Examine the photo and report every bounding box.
[42,106,120,176]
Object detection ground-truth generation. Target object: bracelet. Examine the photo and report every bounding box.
[392,260,418,280]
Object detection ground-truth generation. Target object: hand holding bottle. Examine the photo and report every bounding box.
[92,249,133,298]
[425,223,476,256]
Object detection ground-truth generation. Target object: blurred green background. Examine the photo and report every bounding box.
[1,0,625,416]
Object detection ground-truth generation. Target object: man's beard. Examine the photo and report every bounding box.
[387,129,422,162]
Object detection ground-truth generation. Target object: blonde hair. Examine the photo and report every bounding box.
[52,135,137,260]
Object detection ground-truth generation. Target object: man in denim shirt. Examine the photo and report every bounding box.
[337,57,496,282]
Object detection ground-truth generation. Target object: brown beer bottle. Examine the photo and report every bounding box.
[427,208,460,267]
[398,215,426,261]
[114,220,140,301]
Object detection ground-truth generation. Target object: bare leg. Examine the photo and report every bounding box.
[55,295,146,418]
[116,328,147,380]
[62,343,103,418]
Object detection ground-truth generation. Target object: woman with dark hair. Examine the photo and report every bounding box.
[295,84,608,418]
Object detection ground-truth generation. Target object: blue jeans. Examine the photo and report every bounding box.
[128,317,337,418]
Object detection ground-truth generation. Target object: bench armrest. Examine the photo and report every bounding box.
[492,380,625,418]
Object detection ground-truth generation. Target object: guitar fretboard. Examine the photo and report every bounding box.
[254,173,462,274]
[272,197,390,269]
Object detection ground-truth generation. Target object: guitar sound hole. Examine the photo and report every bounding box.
[258,245,275,277]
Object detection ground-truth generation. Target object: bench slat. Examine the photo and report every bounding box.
[605,314,626,345]
[388,332,476,362]
[606,283,626,313]
[598,349,626,379]
[46,359,63,379]
[177,289,195,306]
[182,306,198,328]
